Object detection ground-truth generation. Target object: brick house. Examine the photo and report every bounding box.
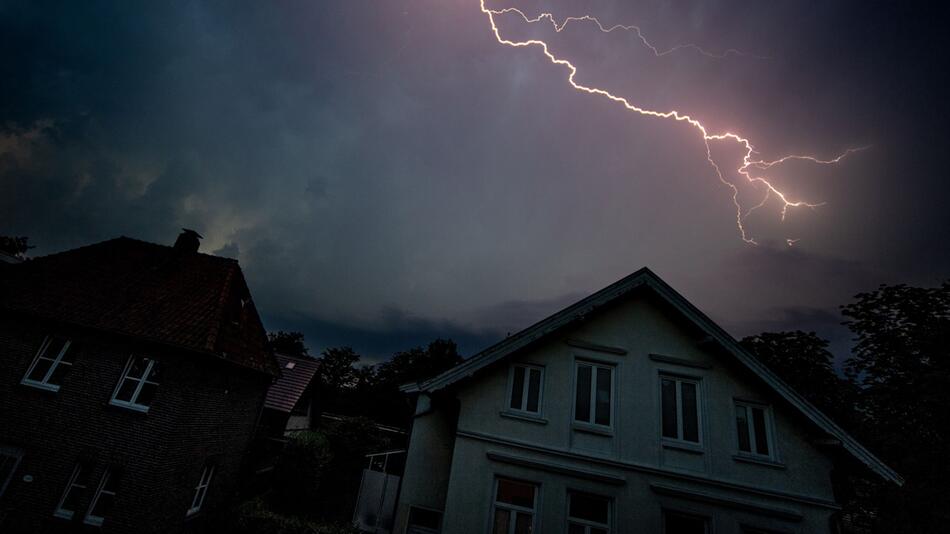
[0,231,279,533]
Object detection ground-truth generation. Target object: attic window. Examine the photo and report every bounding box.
[735,401,774,459]
[285,361,296,370]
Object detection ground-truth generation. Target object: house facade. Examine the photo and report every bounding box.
[0,232,278,533]
[393,269,900,534]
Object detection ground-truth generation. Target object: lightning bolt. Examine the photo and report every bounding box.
[481,2,863,244]
[490,7,767,60]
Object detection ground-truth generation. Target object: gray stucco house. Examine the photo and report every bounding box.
[392,268,900,534]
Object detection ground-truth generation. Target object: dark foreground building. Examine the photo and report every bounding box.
[0,232,278,533]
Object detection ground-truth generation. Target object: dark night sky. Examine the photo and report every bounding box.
[3,1,949,364]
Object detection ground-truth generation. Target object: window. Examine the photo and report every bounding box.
[508,364,543,414]
[0,446,23,498]
[84,469,119,526]
[664,511,709,534]
[110,355,160,411]
[660,376,702,444]
[568,492,611,534]
[187,464,215,516]
[21,336,74,391]
[491,478,537,534]
[55,464,90,520]
[735,402,773,458]
[407,506,442,533]
[574,362,613,427]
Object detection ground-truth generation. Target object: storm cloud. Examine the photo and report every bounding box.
[3,0,948,360]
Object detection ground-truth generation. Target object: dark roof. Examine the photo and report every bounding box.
[265,353,320,412]
[402,267,903,486]
[0,236,278,376]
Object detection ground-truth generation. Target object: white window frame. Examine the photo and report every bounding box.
[109,355,159,412]
[573,361,614,428]
[734,401,776,460]
[660,375,703,446]
[0,446,23,498]
[21,336,73,392]
[506,364,544,415]
[490,477,538,534]
[567,491,612,534]
[84,468,116,526]
[54,464,88,520]
[187,464,215,516]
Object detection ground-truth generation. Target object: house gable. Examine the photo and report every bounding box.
[404,268,902,486]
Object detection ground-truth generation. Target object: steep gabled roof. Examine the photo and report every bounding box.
[265,353,320,413]
[1,236,278,376]
[403,267,903,486]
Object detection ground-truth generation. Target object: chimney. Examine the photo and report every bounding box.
[173,229,203,253]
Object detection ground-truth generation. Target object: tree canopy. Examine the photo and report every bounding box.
[740,330,857,428]
[266,330,310,358]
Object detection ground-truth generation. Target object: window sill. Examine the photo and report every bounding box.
[185,510,204,522]
[83,516,104,527]
[572,422,613,437]
[52,510,74,521]
[107,400,150,415]
[19,380,60,393]
[661,440,705,455]
[499,411,548,425]
[733,454,786,470]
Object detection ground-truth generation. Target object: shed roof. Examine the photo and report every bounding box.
[265,353,320,412]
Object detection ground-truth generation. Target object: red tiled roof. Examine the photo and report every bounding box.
[264,353,320,412]
[0,236,278,375]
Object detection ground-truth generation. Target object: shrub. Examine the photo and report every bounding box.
[232,498,360,534]
[271,431,333,514]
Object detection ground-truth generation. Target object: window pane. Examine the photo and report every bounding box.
[569,492,609,524]
[736,405,751,452]
[594,367,611,426]
[114,379,138,402]
[27,358,54,382]
[61,486,84,513]
[496,479,535,508]
[47,361,72,386]
[60,467,88,512]
[136,382,158,407]
[665,512,707,534]
[492,508,510,534]
[526,369,541,413]
[59,342,77,364]
[510,367,526,410]
[47,338,70,357]
[661,379,678,438]
[513,512,533,534]
[90,491,115,519]
[145,361,161,383]
[681,382,699,443]
[128,357,148,379]
[575,365,592,422]
[752,408,769,455]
